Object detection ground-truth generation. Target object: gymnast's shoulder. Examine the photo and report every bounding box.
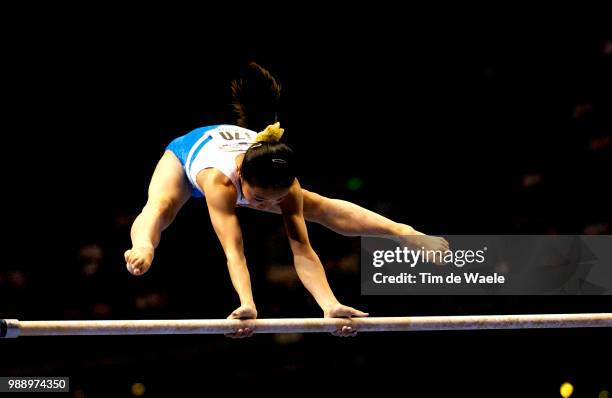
[196,168,236,196]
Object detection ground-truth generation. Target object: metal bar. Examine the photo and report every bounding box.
[2,313,611,338]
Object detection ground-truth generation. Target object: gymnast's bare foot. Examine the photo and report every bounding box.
[124,246,154,276]
[396,226,450,265]
[403,235,449,253]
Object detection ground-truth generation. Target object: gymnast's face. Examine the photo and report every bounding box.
[240,180,289,209]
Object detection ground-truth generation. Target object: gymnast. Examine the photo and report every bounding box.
[124,63,448,337]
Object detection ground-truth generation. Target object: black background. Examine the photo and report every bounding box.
[1,7,610,397]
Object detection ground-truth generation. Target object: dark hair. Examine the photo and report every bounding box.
[241,142,295,189]
[231,62,281,132]
[231,62,295,189]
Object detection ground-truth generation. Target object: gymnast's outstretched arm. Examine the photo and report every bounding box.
[280,181,368,337]
[199,169,257,338]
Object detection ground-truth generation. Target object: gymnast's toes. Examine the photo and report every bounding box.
[124,248,153,276]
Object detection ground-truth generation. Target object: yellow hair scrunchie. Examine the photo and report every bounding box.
[255,122,284,143]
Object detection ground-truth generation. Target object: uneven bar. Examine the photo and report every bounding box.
[2,313,611,338]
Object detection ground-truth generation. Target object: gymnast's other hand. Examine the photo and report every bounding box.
[124,246,154,276]
[225,304,257,339]
[324,302,369,337]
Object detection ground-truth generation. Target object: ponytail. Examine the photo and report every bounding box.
[233,63,295,189]
[231,62,281,133]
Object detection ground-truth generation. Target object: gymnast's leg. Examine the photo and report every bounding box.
[125,151,192,275]
[301,189,449,252]
[301,189,418,236]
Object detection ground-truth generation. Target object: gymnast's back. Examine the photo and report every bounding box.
[165,124,256,201]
